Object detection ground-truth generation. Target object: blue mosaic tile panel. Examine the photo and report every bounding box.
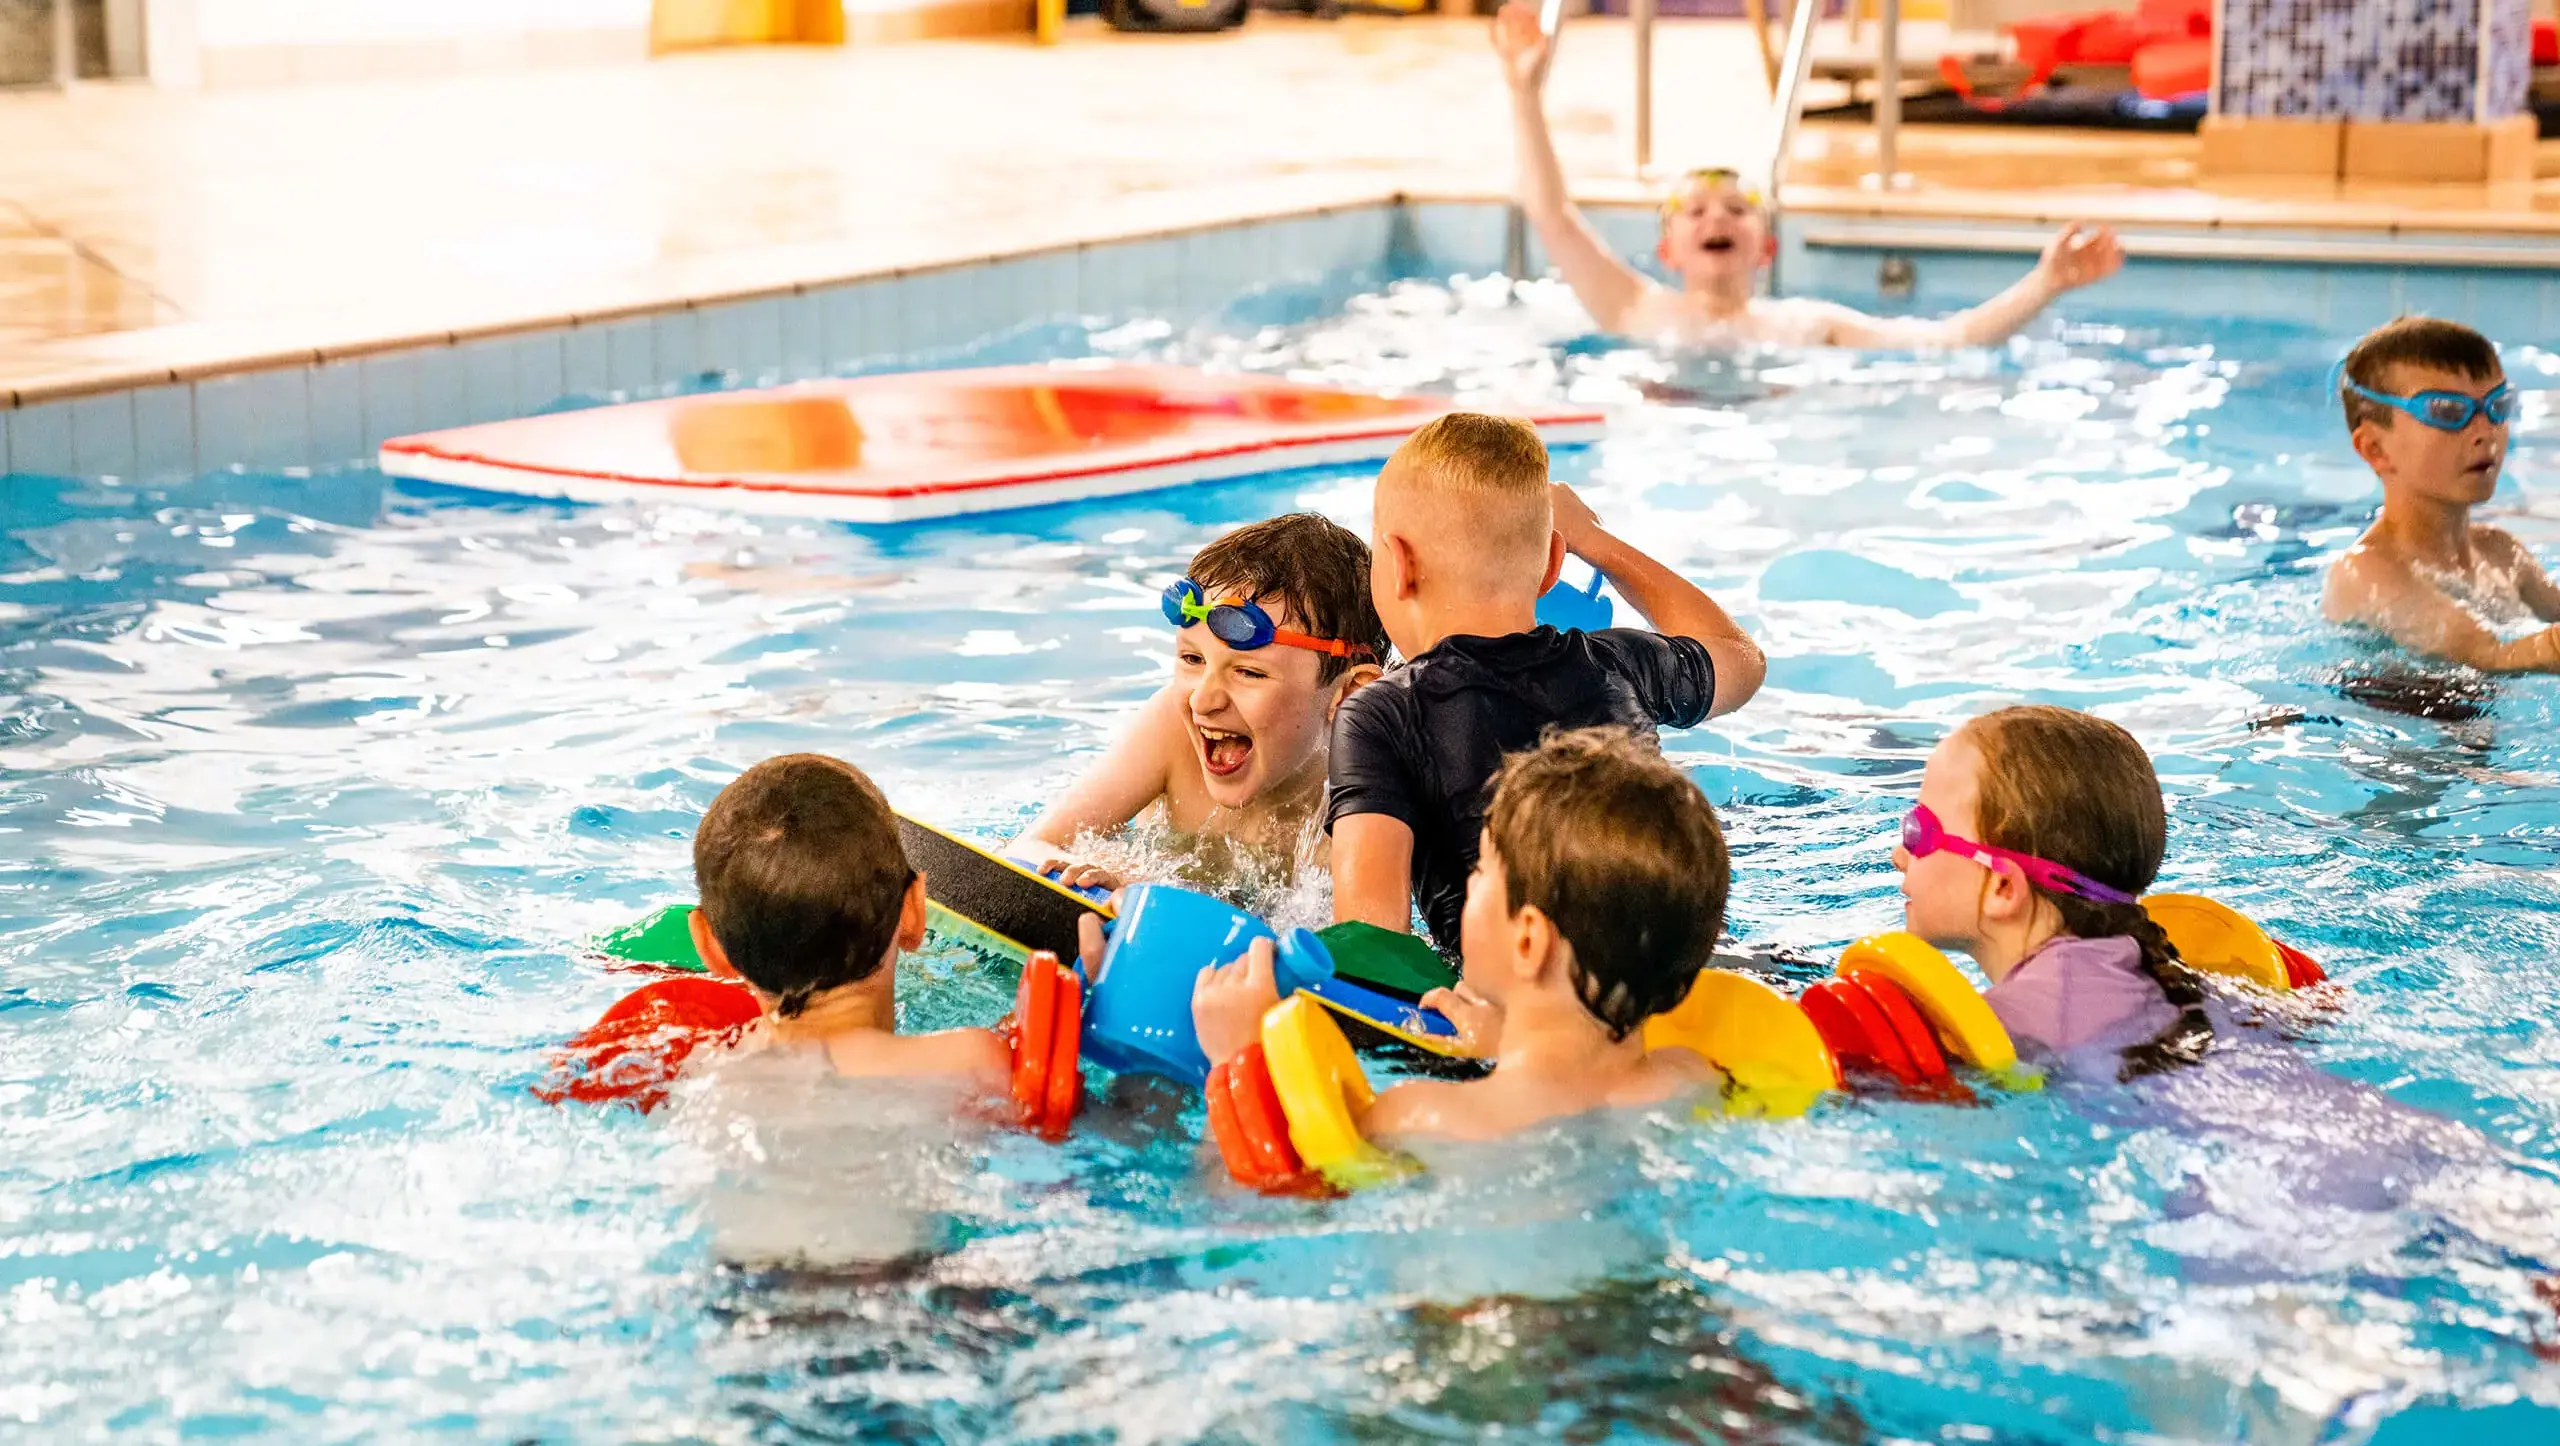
[2218,0,2528,122]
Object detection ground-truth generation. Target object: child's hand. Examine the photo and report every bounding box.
[1490,1,1552,94]
[2034,223,2124,295]
[1549,482,1607,557]
[1077,912,1109,980]
[1419,982,1504,1059]
[1193,938,1283,1067]
[1039,858,1127,894]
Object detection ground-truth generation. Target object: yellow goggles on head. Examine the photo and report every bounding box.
[1660,166,1767,216]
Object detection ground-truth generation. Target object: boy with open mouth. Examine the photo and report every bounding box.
[1011,513,1391,895]
[1492,0,2122,350]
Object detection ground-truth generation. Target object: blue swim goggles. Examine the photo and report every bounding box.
[1159,578,1374,660]
[2330,360,2517,432]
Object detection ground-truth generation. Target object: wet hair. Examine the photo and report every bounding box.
[1384,414,1554,582]
[1187,513,1391,684]
[692,753,915,1017]
[1481,727,1728,1041]
[1657,166,1768,228]
[1961,706,2211,1075]
[2339,316,2502,434]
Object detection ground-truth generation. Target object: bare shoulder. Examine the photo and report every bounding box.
[830,1027,1013,1086]
[2472,523,2541,569]
[1617,1047,1722,1107]
[2322,530,2407,624]
[1360,1077,1480,1144]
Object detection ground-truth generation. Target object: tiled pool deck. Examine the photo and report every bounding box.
[4,16,2558,452]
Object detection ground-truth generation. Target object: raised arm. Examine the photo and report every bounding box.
[1010,685,1179,865]
[1822,223,2124,350]
[1551,483,1766,715]
[1493,2,1657,335]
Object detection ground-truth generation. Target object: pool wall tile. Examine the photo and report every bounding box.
[8,400,75,477]
[309,362,364,464]
[131,385,194,479]
[2396,270,2478,325]
[413,346,471,433]
[1076,239,1148,322]
[602,317,657,395]
[780,292,828,380]
[655,308,702,388]
[458,336,521,425]
[1403,201,1506,279]
[2321,267,2408,336]
[357,353,421,455]
[1024,250,1082,324]
[69,393,137,480]
[0,406,14,475]
[695,297,786,386]
[563,324,612,400]
[813,278,880,367]
[513,332,568,416]
[196,368,312,473]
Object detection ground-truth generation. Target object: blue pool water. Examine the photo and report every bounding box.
[5,273,2560,1444]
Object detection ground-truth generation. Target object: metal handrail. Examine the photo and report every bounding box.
[1762,0,1823,289]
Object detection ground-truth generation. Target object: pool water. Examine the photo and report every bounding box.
[6,273,2560,1444]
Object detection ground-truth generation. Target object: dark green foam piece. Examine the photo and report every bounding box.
[1316,920,1457,1000]
[591,904,706,971]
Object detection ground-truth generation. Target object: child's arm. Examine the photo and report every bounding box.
[2331,550,2560,673]
[1821,223,2124,350]
[2489,530,2560,624]
[1551,483,1766,716]
[1331,816,1417,933]
[1010,684,1181,870]
[1493,2,1657,336]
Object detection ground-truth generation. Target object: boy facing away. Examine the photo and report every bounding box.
[1491,1,2121,348]
[1327,413,1763,953]
[2322,317,2560,674]
[1012,513,1390,891]
[692,753,1012,1087]
[1195,728,1728,1142]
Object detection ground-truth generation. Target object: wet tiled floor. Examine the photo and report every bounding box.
[2,16,2555,403]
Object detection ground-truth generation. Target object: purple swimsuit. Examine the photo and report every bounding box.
[1981,934,2179,1058]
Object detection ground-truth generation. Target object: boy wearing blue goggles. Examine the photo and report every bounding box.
[2323,317,2560,676]
[1009,514,1391,896]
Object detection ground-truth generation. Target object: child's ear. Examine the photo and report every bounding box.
[1539,531,1566,595]
[2350,418,2395,477]
[1511,902,1558,984]
[1977,866,2036,927]
[1327,662,1384,718]
[689,907,741,981]
[1386,532,1424,601]
[895,871,930,952]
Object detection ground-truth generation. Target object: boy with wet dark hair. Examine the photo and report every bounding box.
[1013,512,1391,888]
[1194,727,1727,1142]
[692,753,1012,1082]
[2323,317,2560,673]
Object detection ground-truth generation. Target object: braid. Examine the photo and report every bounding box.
[2053,895,2213,1078]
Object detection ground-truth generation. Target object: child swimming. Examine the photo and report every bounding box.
[1893,705,2209,1067]
[1490,1,2121,348]
[1328,412,1762,952]
[692,752,1014,1088]
[1012,513,1390,893]
[1195,727,1726,1142]
[2322,317,2560,674]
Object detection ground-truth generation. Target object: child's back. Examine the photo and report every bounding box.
[691,753,1011,1088]
[1328,413,1763,950]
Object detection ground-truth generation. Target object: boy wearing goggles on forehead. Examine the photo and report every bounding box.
[2323,317,2560,674]
[1011,514,1389,893]
[1491,1,2120,349]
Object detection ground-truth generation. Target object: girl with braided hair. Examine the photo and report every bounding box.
[1893,705,2211,1071]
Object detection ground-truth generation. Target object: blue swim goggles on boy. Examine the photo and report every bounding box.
[2330,360,2517,432]
[1901,804,2139,907]
[1159,578,1375,660]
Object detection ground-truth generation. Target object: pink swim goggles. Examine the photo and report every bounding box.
[1900,804,2139,907]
